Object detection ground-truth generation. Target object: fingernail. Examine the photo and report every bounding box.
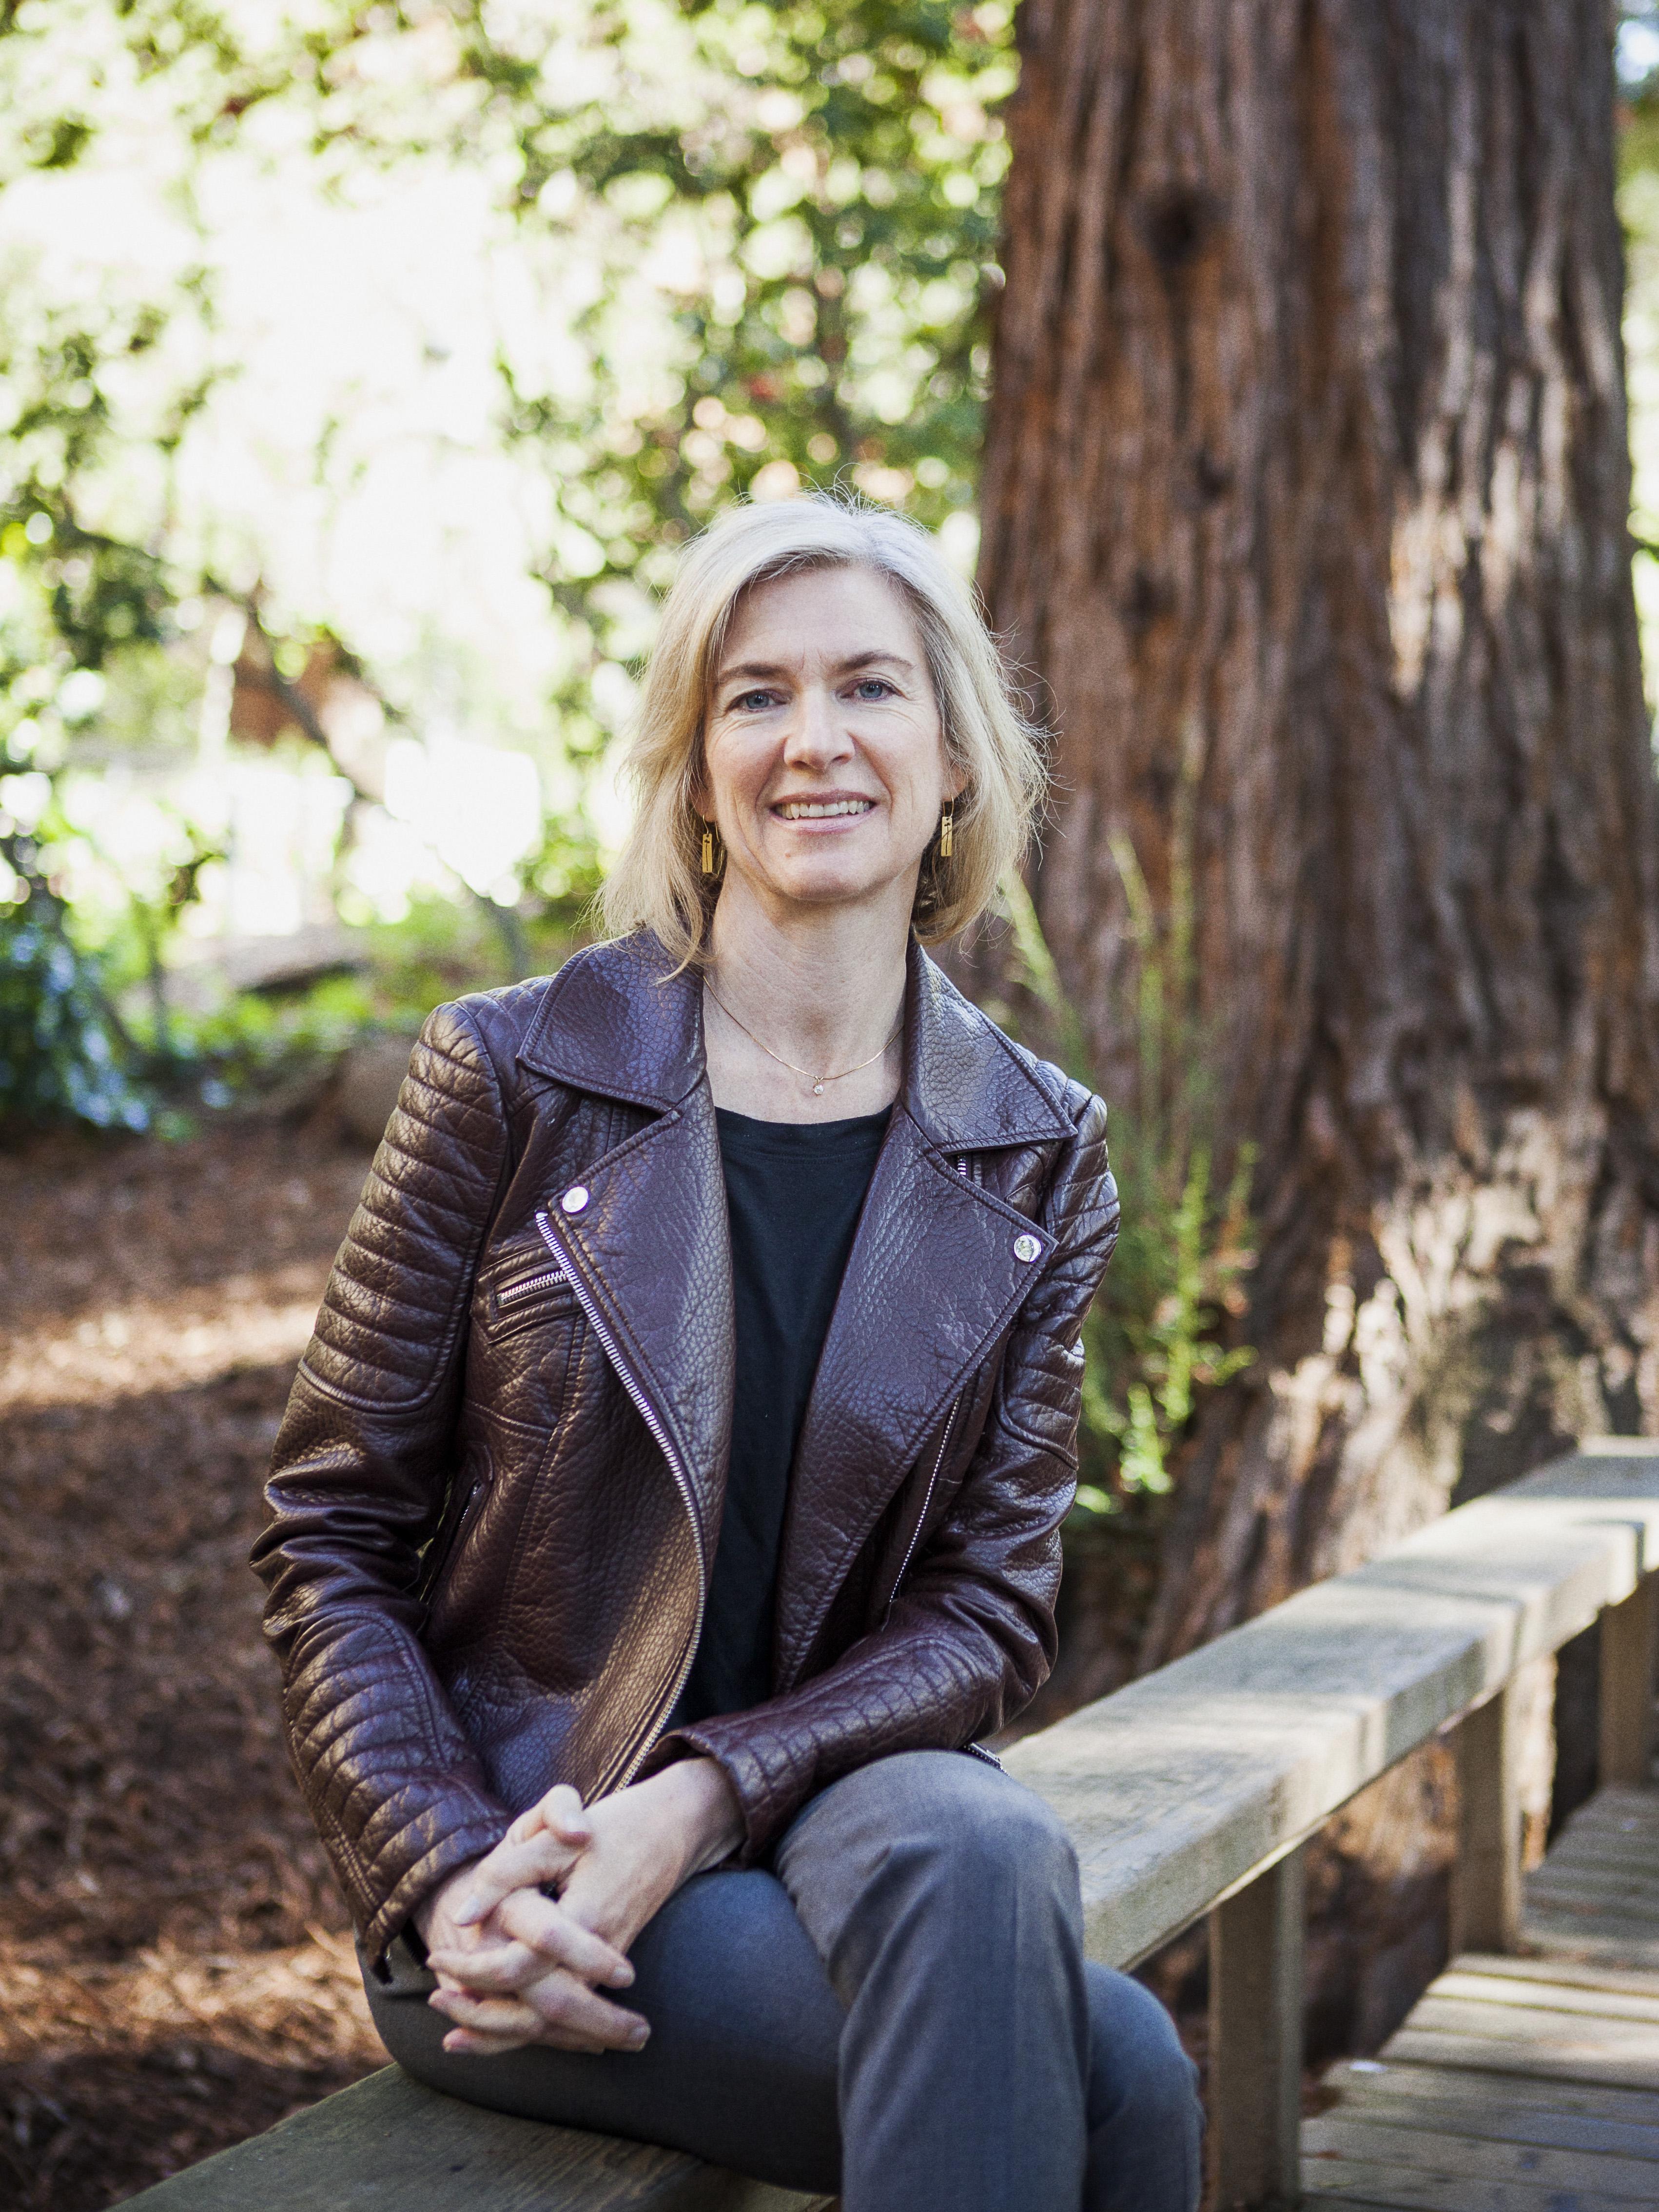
[454,1896,484,1925]
[626,2023,650,2048]
[608,1964,635,1988]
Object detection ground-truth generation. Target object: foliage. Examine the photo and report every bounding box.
[459,0,1016,694]
[0,880,150,1129]
[997,865,1256,1529]
[0,0,1017,1126]
[0,493,175,1128]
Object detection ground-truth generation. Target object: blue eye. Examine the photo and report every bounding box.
[733,688,777,712]
[853,678,895,701]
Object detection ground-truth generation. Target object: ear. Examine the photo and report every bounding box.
[943,753,970,802]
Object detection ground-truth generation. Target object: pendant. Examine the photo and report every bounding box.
[812,1080,824,1095]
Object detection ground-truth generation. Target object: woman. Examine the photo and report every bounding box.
[254,494,1201,2212]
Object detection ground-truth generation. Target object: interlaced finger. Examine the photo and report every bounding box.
[452,1832,586,1924]
[495,1885,633,1982]
[519,1964,651,2050]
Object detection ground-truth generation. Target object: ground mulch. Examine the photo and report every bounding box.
[0,1117,385,2210]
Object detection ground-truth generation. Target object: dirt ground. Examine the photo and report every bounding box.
[0,1116,385,2210]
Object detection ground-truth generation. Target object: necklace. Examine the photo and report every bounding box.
[703,977,903,1097]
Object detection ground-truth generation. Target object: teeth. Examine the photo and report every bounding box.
[778,799,873,820]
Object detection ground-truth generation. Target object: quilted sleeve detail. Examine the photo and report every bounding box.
[654,1088,1119,1855]
[301,1005,510,1410]
[251,1002,516,1961]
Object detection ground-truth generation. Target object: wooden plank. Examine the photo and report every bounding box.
[1523,1887,1659,1927]
[1530,1893,1659,1929]
[1325,2055,1659,2127]
[1209,1847,1304,2209]
[1519,1918,1659,1967]
[1384,2025,1659,2089]
[1454,1686,1521,1954]
[1548,1788,1659,1829]
[1322,2073,1659,2159]
[119,2068,832,2212]
[1004,1449,1659,1969]
[1304,2113,1659,2196]
[1541,1811,1659,1852]
[1448,1951,1659,2001]
[1405,1992,1659,2057]
[1558,1783,1659,1831]
[1300,2151,1647,2211]
[1530,1867,1659,1902]
[1600,1576,1659,1787]
[1531,1843,1659,1882]
[1431,1969,1659,2024]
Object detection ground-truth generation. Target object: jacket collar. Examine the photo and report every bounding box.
[517,930,1074,1151]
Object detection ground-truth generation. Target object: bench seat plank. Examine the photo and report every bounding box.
[1003,1447,1659,1968]
[118,2067,834,2211]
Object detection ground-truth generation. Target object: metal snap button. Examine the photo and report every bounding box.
[1014,1233,1041,1263]
[561,1185,590,1215]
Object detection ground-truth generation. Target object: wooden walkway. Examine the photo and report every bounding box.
[1305,1783,1659,2210]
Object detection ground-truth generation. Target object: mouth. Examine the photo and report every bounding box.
[773,796,876,822]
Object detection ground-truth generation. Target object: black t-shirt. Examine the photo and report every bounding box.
[672,1104,890,1727]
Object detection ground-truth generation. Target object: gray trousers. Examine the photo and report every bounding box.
[364,1750,1202,2212]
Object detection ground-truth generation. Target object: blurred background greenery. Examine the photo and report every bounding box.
[0,0,1011,1122]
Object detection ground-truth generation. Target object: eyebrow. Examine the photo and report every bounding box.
[715,648,917,687]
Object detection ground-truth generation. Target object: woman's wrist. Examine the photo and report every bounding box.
[413,1860,473,1947]
[653,1754,745,1876]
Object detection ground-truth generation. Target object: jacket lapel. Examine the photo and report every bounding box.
[517,940,733,1567]
[772,943,1075,1684]
[516,933,1080,1670]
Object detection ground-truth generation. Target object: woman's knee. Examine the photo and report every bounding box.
[850,1752,1080,1904]
[780,1752,1084,1979]
[1084,1966,1200,2128]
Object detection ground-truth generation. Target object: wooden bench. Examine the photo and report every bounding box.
[127,1445,1659,2210]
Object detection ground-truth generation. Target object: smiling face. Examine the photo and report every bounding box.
[699,562,961,926]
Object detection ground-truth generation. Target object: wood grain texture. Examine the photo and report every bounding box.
[1601,1581,1659,1786]
[1319,2066,1659,2156]
[1301,2152,1646,2210]
[117,2067,834,2212]
[979,0,1659,1668]
[1303,2114,1659,2196]
[1210,1845,1305,2206]
[1453,1687,1521,1955]
[1004,1450,1659,1966]
[1308,1786,1659,2208]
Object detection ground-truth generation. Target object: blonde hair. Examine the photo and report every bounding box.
[598,493,1046,963]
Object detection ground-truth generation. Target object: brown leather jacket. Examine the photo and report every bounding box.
[254,934,1118,1965]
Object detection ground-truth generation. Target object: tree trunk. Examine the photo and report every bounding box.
[979,0,1659,1664]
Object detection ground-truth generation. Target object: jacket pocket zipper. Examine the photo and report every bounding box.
[535,1209,707,1787]
[422,1462,489,1598]
[884,1390,962,1625]
[496,1264,568,1308]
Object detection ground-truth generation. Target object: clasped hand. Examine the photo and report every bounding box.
[415,1757,742,2058]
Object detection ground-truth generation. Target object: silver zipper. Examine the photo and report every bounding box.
[422,1469,487,1598]
[496,1264,568,1306]
[885,1390,961,1624]
[535,1209,706,1786]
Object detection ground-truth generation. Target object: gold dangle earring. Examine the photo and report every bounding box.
[938,801,955,860]
[701,821,715,875]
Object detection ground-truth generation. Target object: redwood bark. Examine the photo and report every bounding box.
[979,0,1659,1662]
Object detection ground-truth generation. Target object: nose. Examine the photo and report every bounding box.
[781,681,856,771]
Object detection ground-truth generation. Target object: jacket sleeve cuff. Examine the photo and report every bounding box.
[358,1809,513,1977]
[637,1725,795,1862]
